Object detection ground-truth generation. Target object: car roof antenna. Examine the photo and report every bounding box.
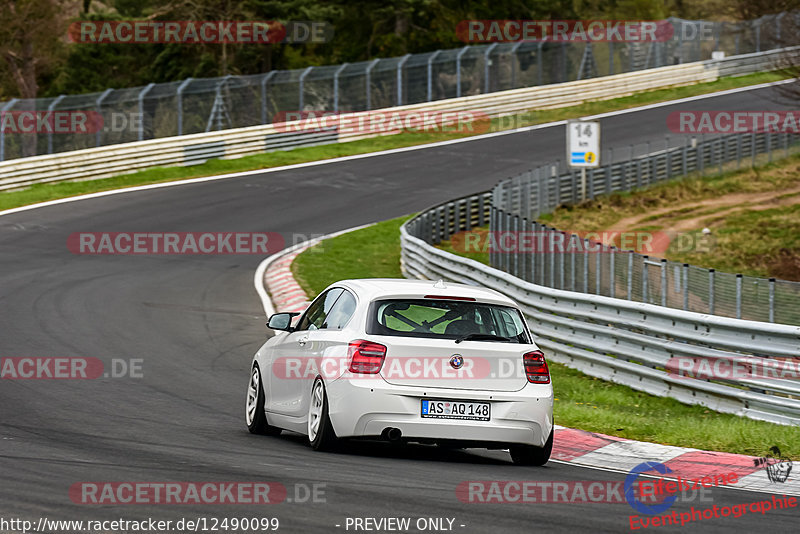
[433,279,447,289]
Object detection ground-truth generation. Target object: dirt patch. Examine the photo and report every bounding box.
[767,248,800,281]
[599,184,800,237]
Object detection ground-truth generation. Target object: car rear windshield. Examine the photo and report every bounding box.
[366,299,530,343]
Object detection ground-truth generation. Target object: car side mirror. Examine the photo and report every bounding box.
[267,312,299,332]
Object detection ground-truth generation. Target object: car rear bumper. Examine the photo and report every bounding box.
[325,377,553,447]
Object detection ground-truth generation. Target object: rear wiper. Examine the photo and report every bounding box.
[454,333,512,344]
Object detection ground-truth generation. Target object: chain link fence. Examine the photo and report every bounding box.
[485,131,800,325]
[1,14,797,161]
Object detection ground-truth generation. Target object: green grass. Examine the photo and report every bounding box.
[292,215,800,456]
[291,215,410,298]
[1,70,789,213]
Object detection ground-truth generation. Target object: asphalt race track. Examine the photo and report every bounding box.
[1,84,797,533]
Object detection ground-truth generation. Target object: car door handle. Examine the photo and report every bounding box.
[297,336,309,346]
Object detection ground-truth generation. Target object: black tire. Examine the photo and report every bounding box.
[246,364,282,436]
[510,429,553,466]
[308,378,339,451]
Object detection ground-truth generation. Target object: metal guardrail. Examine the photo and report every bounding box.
[401,196,800,425]
[0,14,796,161]
[1,48,796,192]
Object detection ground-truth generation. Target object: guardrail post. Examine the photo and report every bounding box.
[488,208,495,267]
[549,228,556,288]
[661,259,667,307]
[260,72,277,124]
[609,246,616,298]
[95,88,113,147]
[755,21,761,53]
[767,131,773,162]
[484,43,498,93]
[427,50,441,102]
[699,135,706,173]
[609,41,614,74]
[785,131,789,158]
[627,252,633,300]
[683,264,689,311]
[735,134,742,168]
[137,83,155,142]
[46,94,65,154]
[0,98,18,161]
[559,232,566,289]
[536,169,544,217]
[505,212,513,274]
[769,277,776,323]
[523,171,532,221]
[553,164,560,206]
[176,78,193,134]
[736,274,743,319]
[709,268,715,314]
[443,202,452,241]
[595,246,602,295]
[751,132,756,166]
[642,255,649,303]
[456,46,470,98]
[298,66,313,111]
[665,136,671,179]
[570,234,577,291]
[333,63,348,112]
[431,207,440,244]
[583,239,590,293]
[397,54,411,106]
[530,221,537,282]
[537,42,544,85]
[365,59,380,111]
[514,215,520,278]
[681,140,688,175]
[510,42,523,88]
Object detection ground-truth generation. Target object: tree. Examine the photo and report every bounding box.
[0,0,73,100]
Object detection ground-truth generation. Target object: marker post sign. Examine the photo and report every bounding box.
[567,120,600,201]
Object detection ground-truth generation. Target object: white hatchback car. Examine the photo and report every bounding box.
[246,278,554,465]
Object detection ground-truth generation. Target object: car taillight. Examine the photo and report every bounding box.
[523,351,550,383]
[348,340,387,374]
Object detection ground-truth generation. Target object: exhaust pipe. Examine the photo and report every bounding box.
[382,427,402,441]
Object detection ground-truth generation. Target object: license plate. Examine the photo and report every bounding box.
[421,399,490,421]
